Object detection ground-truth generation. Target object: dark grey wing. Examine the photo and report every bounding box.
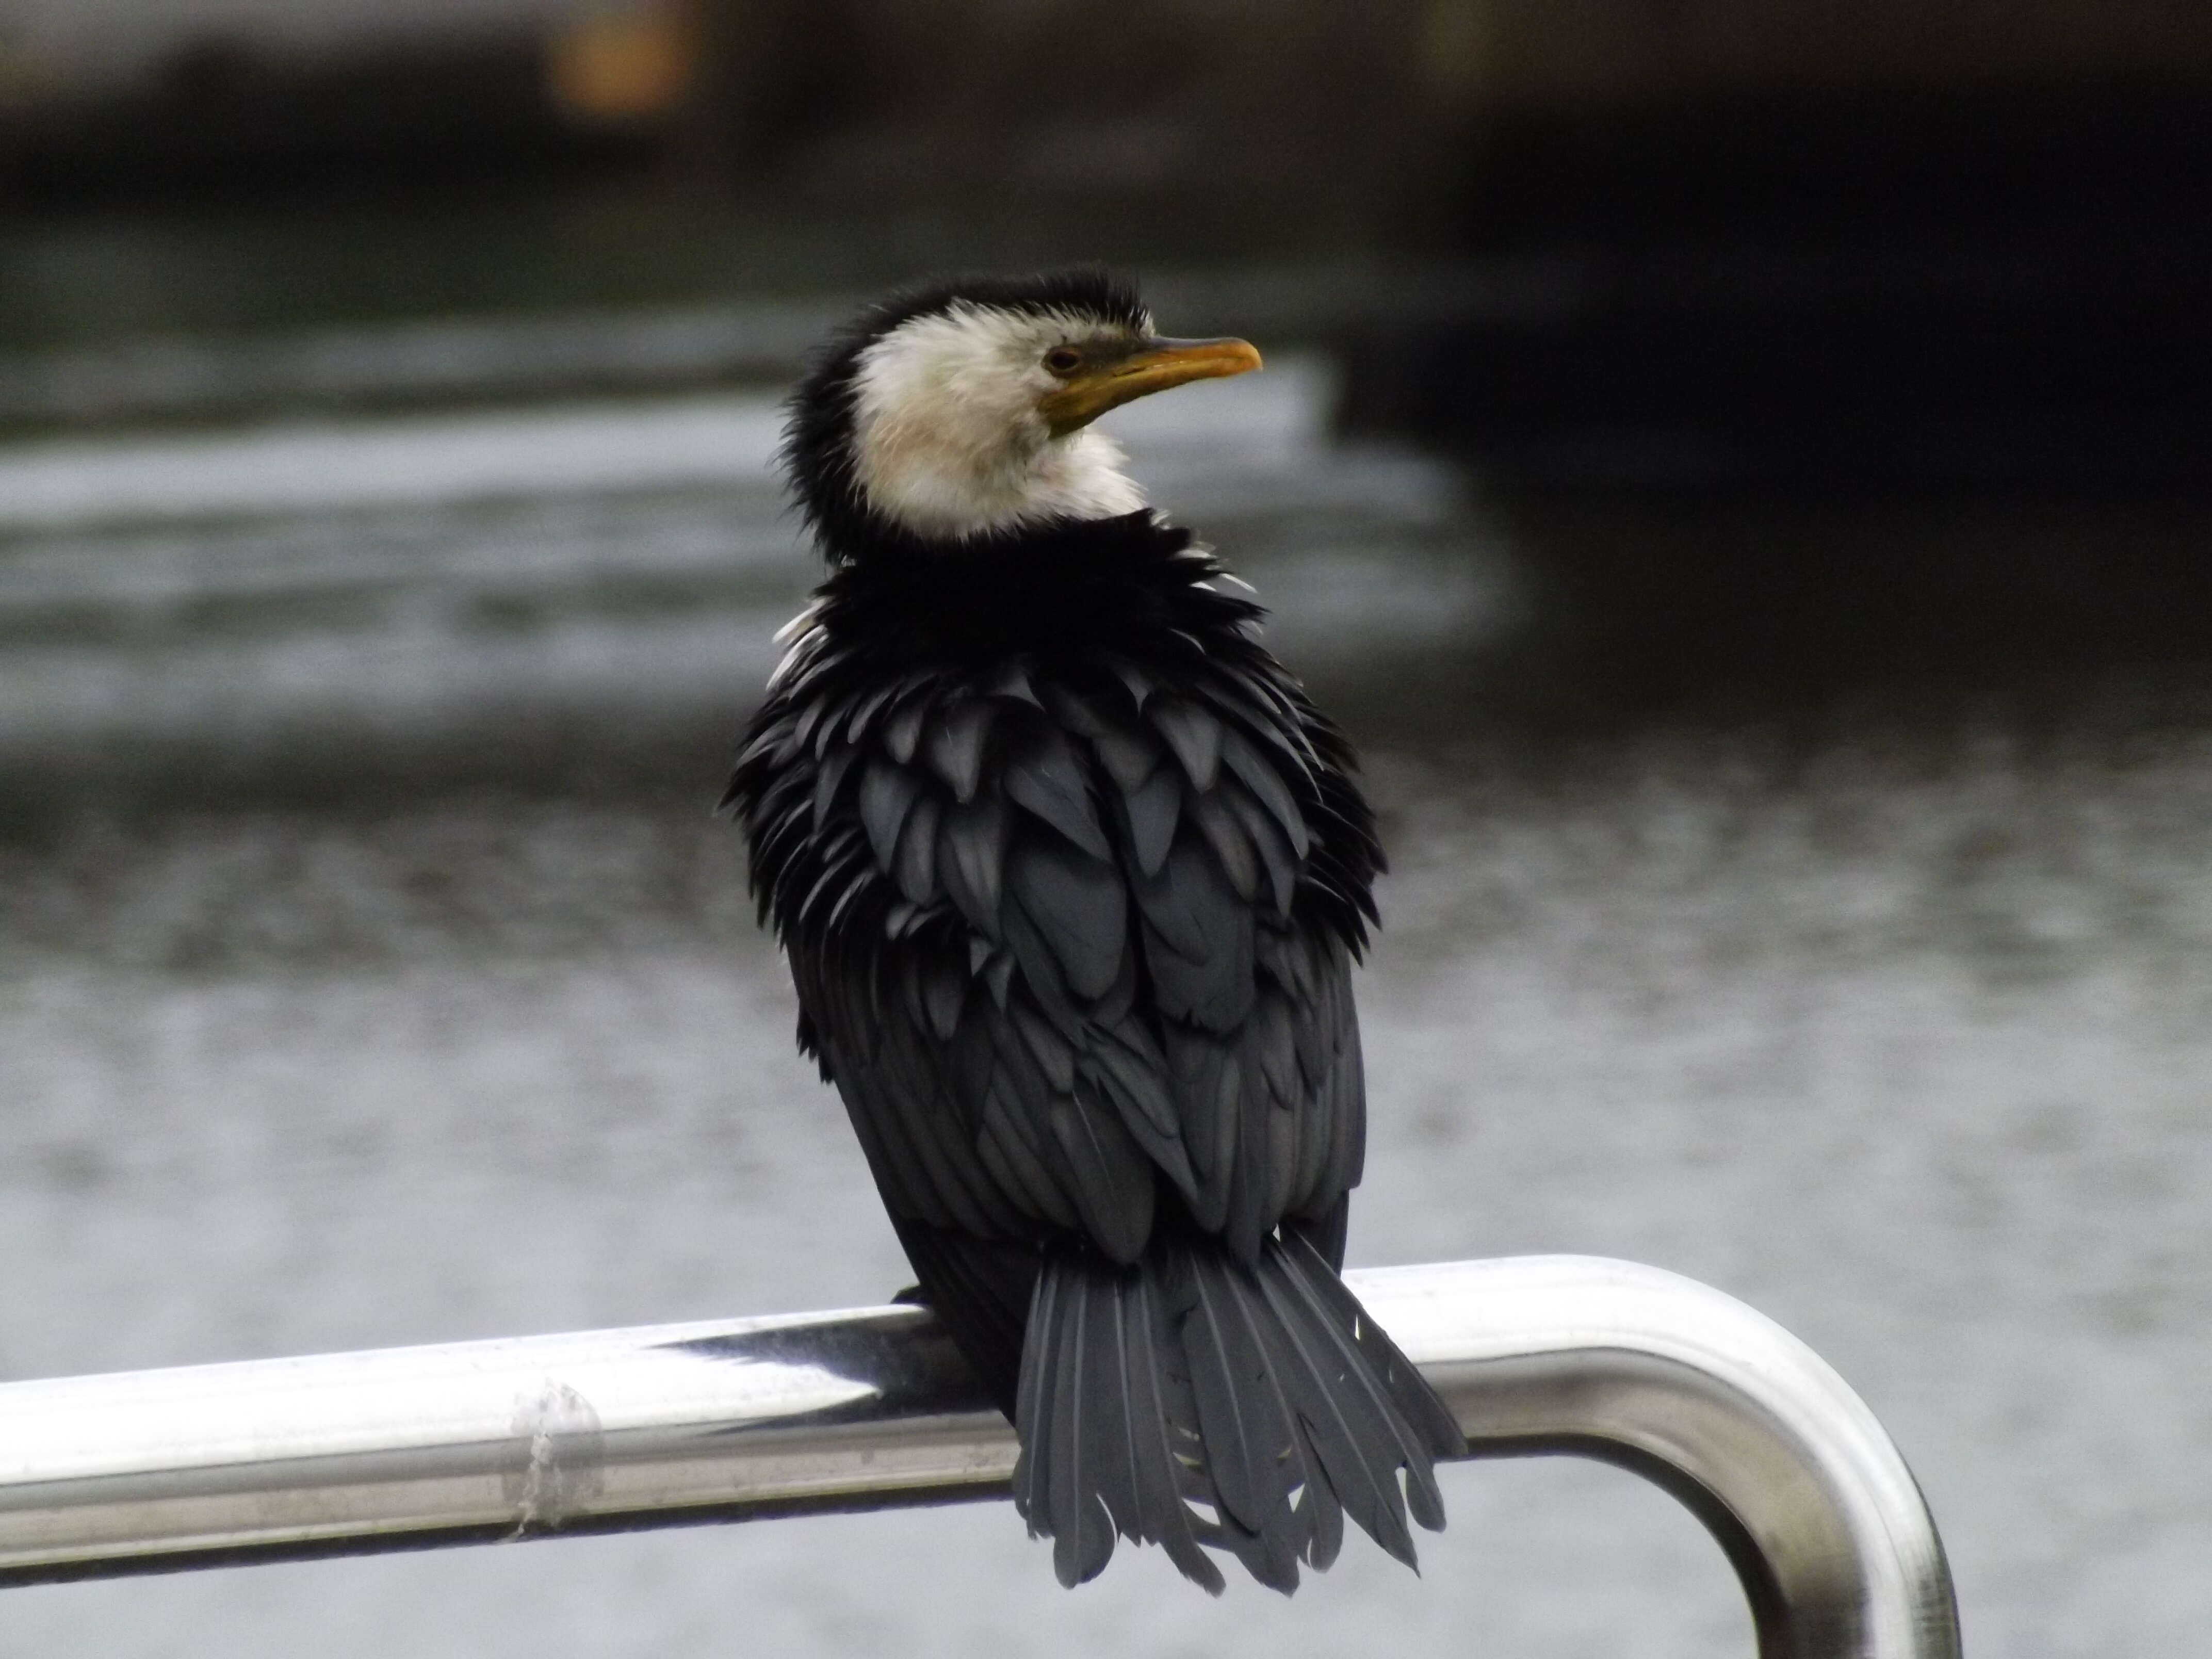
[742,645,1377,1277]
[767,673,1185,1279]
[1048,663,1376,1265]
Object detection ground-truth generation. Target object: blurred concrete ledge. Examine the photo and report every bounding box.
[0,268,1475,430]
[0,305,837,430]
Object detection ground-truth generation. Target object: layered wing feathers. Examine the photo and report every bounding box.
[731,640,1379,1270]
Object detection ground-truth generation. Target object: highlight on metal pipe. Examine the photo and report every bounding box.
[0,1255,1960,1658]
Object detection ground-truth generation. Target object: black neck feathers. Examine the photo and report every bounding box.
[800,511,1262,672]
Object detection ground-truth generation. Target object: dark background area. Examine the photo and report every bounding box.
[10,0,2212,483]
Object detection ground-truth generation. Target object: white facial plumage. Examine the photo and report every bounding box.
[849,302,1150,540]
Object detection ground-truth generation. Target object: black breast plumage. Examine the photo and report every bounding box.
[725,510,1458,1593]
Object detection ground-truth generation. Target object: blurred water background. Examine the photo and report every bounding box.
[5,5,2212,1656]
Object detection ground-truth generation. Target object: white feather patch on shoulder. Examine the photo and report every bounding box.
[850,302,1147,540]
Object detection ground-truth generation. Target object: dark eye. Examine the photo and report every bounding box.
[1044,347,1082,375]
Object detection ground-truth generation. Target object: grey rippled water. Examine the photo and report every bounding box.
[2,347,2210,1657]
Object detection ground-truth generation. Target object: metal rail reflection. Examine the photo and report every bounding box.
[0,1256,1959,1657]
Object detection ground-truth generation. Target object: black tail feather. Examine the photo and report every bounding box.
[1182,1248,1323,1592]
[1115,1271,1226,1591]
[1012,1230,1464,1594]
[1277,1230,1465,1526]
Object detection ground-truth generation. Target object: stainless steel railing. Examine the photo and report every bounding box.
[0,1255,1960,1658]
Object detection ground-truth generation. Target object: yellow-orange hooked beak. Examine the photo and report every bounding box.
[1038,336,1263,437]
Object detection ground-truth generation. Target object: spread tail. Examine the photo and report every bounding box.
[1011,1229,1465,1594]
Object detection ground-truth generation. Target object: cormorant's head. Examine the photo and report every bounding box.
[784,269,1260,554]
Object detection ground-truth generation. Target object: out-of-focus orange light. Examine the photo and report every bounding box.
[546,9,693,127]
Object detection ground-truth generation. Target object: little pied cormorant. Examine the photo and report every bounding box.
[724,270,1462,1594]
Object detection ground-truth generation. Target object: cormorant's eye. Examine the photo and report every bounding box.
[1044,346,1082,376]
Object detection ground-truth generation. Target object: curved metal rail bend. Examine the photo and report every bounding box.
[0,1255,1960,1657]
